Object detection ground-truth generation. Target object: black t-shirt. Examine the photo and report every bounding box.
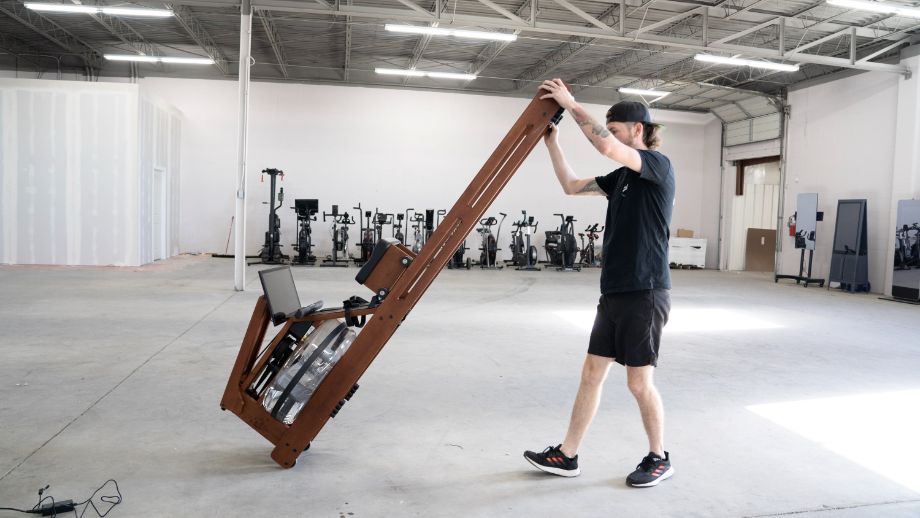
[595,149,675,294]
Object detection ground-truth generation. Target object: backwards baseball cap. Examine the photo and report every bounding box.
[605,101,658,125]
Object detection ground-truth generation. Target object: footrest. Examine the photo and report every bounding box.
[354,239,416,297]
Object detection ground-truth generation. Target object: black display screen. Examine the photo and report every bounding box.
[833,201,863,254]
[258,266,301,320]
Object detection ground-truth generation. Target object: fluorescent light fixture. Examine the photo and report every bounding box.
[426,71,477,80]
[375,68,476,81]
[375,68,425,77]
[453,29,517,42]
[25,3,96,13]
[618,87,670,99]
[25,3,173,16]
[694,54,800,72]
[826,0,920,18]
[384,24,516,42]
[100,6,173,16]
[105,54,214,65]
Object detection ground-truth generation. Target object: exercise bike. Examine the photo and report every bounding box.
[250,168,290,265]
[353,204,375,266]
[545,213,580,271]
[509,210,540,271]
[290,199,319,266]
[394,213,406,244]
[408,210,425,254]
[578,223,603,268]
[423,209,447,243]
[321,205,354,267]
[373,210,394,244]
[477,213,506,269]
[447,238,472,270]
[436,209,471,270]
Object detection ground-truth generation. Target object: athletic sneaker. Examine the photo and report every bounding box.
[626,451,673,487]
[523,445,580,477]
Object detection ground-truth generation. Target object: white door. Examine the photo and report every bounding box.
[727,162,780,271]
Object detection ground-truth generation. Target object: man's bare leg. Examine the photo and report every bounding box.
[559,354,614,457]
[626,365,664,456]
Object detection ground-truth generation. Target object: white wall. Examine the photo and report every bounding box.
[0,78,182,266]
[0,79,140,265]
[137,77,721,262]
[138,95,182,264]
[781,70,900,291]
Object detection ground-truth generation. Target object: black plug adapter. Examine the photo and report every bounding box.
[37,499,75,516]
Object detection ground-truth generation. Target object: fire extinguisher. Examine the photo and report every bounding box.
[787,212,796,237]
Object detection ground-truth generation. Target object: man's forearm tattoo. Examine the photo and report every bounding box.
[573,110,612,139]
[578,180,603,194]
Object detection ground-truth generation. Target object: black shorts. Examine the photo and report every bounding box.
[588,289,670,367]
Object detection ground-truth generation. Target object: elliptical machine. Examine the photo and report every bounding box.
[321,205,354,267]
[545,213,580,271]
[354,204,375,265]
[578,223,603,268]
[290,199,319,266]
[477,213,506,269]
[511,210,540,271]
[251,168,289,265]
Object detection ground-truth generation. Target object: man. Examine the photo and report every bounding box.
[524,78,676,488]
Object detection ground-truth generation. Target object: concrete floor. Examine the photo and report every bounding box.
[1,256,920,517]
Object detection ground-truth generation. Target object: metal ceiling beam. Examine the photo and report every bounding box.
[257,9,288,77]
[166,4,229,74]
[568,46,658,91]
[710,16,777,46]
[0,31,50,72]
[67,0,161,57]
[858,36,911,63]
[723,16,920,88]
[478,0,527,24]
[0,0,99,71]
[788,26,850,54]
[511,0,625,88]
[403,0,452,84]
[513,0,720,89]
[551,0,611,30]
[467,0,533,76]
[251,0,910,75]
[569,3,715,91]
[661,9,909,93]
[730,29,918,89]
[393,0,431,17]
[628,5,702,37]
[653,0,896,37]
[722,0,770,21]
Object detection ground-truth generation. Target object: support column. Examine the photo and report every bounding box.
[884,49,920,295]
[234,0,252,291]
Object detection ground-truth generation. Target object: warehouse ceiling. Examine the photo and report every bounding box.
[1,0,919,121]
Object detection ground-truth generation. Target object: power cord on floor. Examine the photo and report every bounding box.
[0,479,121,518]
